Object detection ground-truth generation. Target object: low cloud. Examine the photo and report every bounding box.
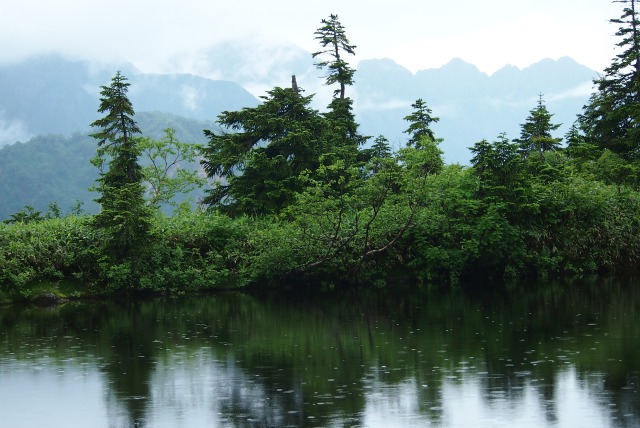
[547,81,595,102]
[356,99,411,112]
[180,85,201,111]
[0,112,31,147]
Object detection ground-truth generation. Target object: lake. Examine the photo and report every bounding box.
[0,277,639,427]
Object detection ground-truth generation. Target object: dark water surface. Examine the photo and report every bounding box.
[1,278,639,427]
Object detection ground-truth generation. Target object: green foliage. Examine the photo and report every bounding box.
[528,177,640,275]
[580,0,640,159]
[3,205,44,224]
[0,209,255,296]
[201,86,327,216]
[90,71,142,159]
[137,128,206,209]
[565,123,602,165]
[3,203,66,225]
[403,99,440,146]
[90,71,153,286]
[5,14,640,296]
[398,135,445,177]
[470,133,531,207]
[272,158,414,285]
[200,16,368,217]
[0,113,215,222]
[322,97,367,161]
[3,170,640,295]
[515,94,562,159]
[138,210,253,291]
[362,135,392,162]
[0,216,101,297]
[405,166,481,283]
[312,14,367,160]
[589,149,638,189]
[312,14,356,100]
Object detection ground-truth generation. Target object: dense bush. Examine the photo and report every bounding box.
[0,216,100,296]
[2,170,640,298]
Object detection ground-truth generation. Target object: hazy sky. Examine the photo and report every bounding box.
[0,0,624,75]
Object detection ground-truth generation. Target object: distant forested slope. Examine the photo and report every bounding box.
[0,112,213,220]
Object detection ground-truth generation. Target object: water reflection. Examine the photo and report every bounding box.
[0,278,639,427]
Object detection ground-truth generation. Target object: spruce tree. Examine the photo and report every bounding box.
[515,94,562,159]
[399,99,444,176]
[403,99,440,147]
[369,135,392,159]
[580,0,640,159]
[90,71,151,266]
[565,123,601,162]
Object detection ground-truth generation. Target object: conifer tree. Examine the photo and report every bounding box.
[369,135,392,159]
[403,99,440,147]
[580,0,640,159]
[515,94,562,159]
[313,14,367,159]
[312,14,356,100]
[470,133,528,206]
[565,123,601,162]
[399,99,444,177]
[201,85,326,216]
[90,71,151,265]
[360,135,393,172]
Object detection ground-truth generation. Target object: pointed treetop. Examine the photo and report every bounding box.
[312,14,356,99]
[403,99,440,146]
[90,70,140,152]
[515,93,562,158]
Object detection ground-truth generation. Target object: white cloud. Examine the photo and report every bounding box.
[180,85,200,111]
[0,111,30,146]
[356,99,411,112]
[547,82,596,102]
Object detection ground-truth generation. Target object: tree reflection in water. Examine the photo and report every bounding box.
[0,277,638,427]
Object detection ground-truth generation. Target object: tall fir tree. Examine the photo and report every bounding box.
[312,14,356,100]
[399,99,444,177]
[90,71,152,267]
[580,0,640,159]
[313,14,367,160]
[369,135,392,159]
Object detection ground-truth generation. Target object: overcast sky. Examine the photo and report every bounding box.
[0,0,624,75]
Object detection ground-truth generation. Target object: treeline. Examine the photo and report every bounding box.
[2,5,640,299]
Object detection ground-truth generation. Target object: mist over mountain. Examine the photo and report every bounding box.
[0,53,258,147]
[0,48,599,219]
[166,40,319,98]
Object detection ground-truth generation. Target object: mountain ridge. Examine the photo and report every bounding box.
[352,55,596,161]
[0,53,259,147]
